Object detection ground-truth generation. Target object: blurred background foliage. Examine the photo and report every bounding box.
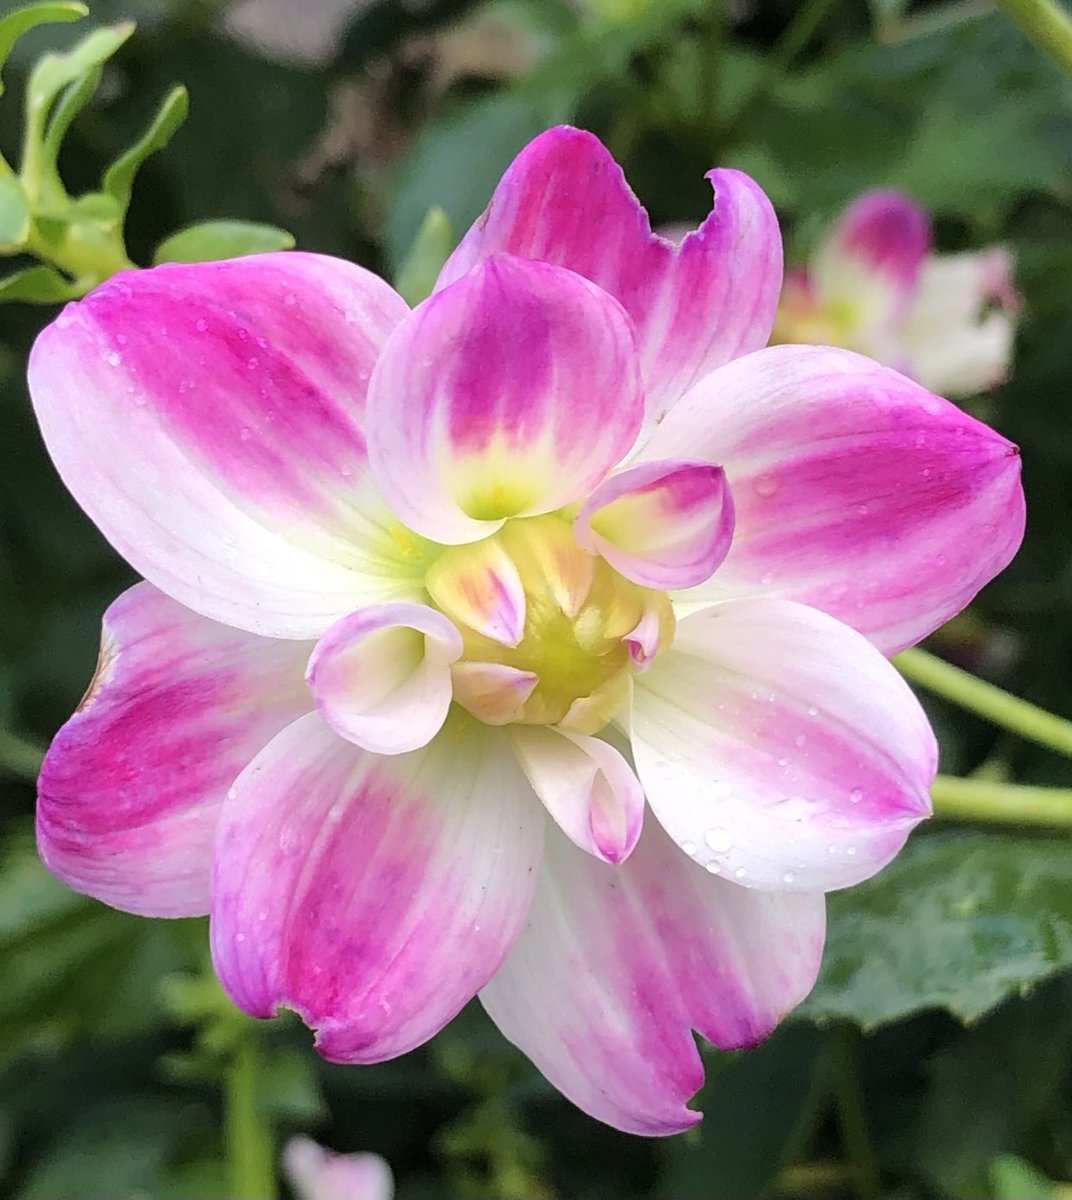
[2,0,1072,1196]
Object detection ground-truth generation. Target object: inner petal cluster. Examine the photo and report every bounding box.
[426,514,675,734]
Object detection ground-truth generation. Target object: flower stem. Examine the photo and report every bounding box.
[0,728,45,780]
[225,1032,276,1200]
[995,0,1072,77]
[829,1024,881,1199]
[895,647,1072,759]
[932,775,1072,827]
[770,0,841,72]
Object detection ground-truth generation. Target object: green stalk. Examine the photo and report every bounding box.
[932,775,1072,827]
[829,1024,881,1199]
[224,1034,275,1200]
[895,647,1072,759]
[995,0,1072,76]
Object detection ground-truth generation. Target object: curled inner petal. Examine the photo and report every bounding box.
[574,459,735,590]
[306,602,462,754]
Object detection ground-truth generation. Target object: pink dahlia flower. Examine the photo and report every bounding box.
[283,1137,393,1200]
[772,189,1019,398]
[30,127,1024,1136]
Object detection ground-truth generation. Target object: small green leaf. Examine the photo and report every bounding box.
[152,219,295,264]
[0,263,80,302]
[0,174,30,250]
[102,84,188,214]
[0,1,87,98]
[22,22,133,196]
[39,65,103,185]
[800,831,1072,1029]
[989,1154,1058,1199]
[394,205,453,306]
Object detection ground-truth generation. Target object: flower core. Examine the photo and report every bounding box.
[425,514,675,734]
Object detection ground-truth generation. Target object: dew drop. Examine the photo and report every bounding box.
[849,787,864,804]
[704,826,733,853]
[734,866,747,880]
[935,553,949,567]
[239,427,253,441]
[104,350,122,367]
[783,871,796,884]
[846,846,857,856]
[857,503,869,516]
[827,844,838,855]
[777,757,789,768]
[681,840,697,857]
[807,705,818,717]
[115,333,128,346]
[284,291,297,306]
[235,932,246,943]
[705,861,721,874]
[195,317,208,332]
[753,474,779,497]
[246,356,259,370]
[226,786,238,802]
[794,733,807,748]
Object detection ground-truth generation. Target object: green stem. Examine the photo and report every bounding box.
[0,729,45,780]
[829,1024,881,1199]
[225,1032,275,1200]
[895,647,1072,759]
[995,0,1072,76]
[932,775,1072,827]
[770,0,841,72]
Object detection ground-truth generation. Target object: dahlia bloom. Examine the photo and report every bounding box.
[30,127,1024,1136]
[283,1137,393,1200]
[772,189,1019,398]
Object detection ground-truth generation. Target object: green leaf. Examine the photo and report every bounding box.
[0,173,30,250]
[990,1154,1059,1199]
[800,832,1072,1029]
[393,205,453,306]
[24,21,133,131]
[152,218,296,264]
[0,1,86,98]
[385,93,553,272]
[102,84,189,213]
[0,263,79,302]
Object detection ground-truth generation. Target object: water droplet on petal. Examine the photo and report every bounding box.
[681,840,697,857]
[783,871,795,884]
[246,356,259,370]
[705,861,721,874]
[846,846,857,856]
[807,706,818,717]
[239,427,252,441]
[195,318,208,332]
[734,866,747,880]
[104,350,122,367]
[705,826,733,853]
[794,733,807,748]
[753,474,779,497]
[849,787,864,804]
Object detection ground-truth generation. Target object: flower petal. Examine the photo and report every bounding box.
[29,253,423,639]
[631,598,935,891]
[306,602,462,755]
[366,254,642,544]
[644,345,1025,654]
[450,661,539,725]
[282,1138,394,1200]
[508,726,644,864]
[211,711,544,1062]
[37,583,311,917]
[900,248,1018,397]
[437,126,782,422]
[480,819,825,1135]
[813,189,931,324]
[574,459,734,589]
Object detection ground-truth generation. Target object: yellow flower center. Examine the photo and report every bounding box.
[424,514,674,735]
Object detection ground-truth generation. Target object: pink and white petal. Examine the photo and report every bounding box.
[900,250,1018,397]
[508,726,644,864]
[480,819,825,1136]
[437,127,782,422]
[282,1138,394,1200]
[631,598,935,892]
[813,190,931,324]
[37,583,311,917]
[425,537,527,647]
[29,254,423,639]
[644,345,1025,654]
[574,459,734,589]
[306,603,462,755]
[367,254,642,544]
[451,661,539,725]
[211,711,544,1062]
